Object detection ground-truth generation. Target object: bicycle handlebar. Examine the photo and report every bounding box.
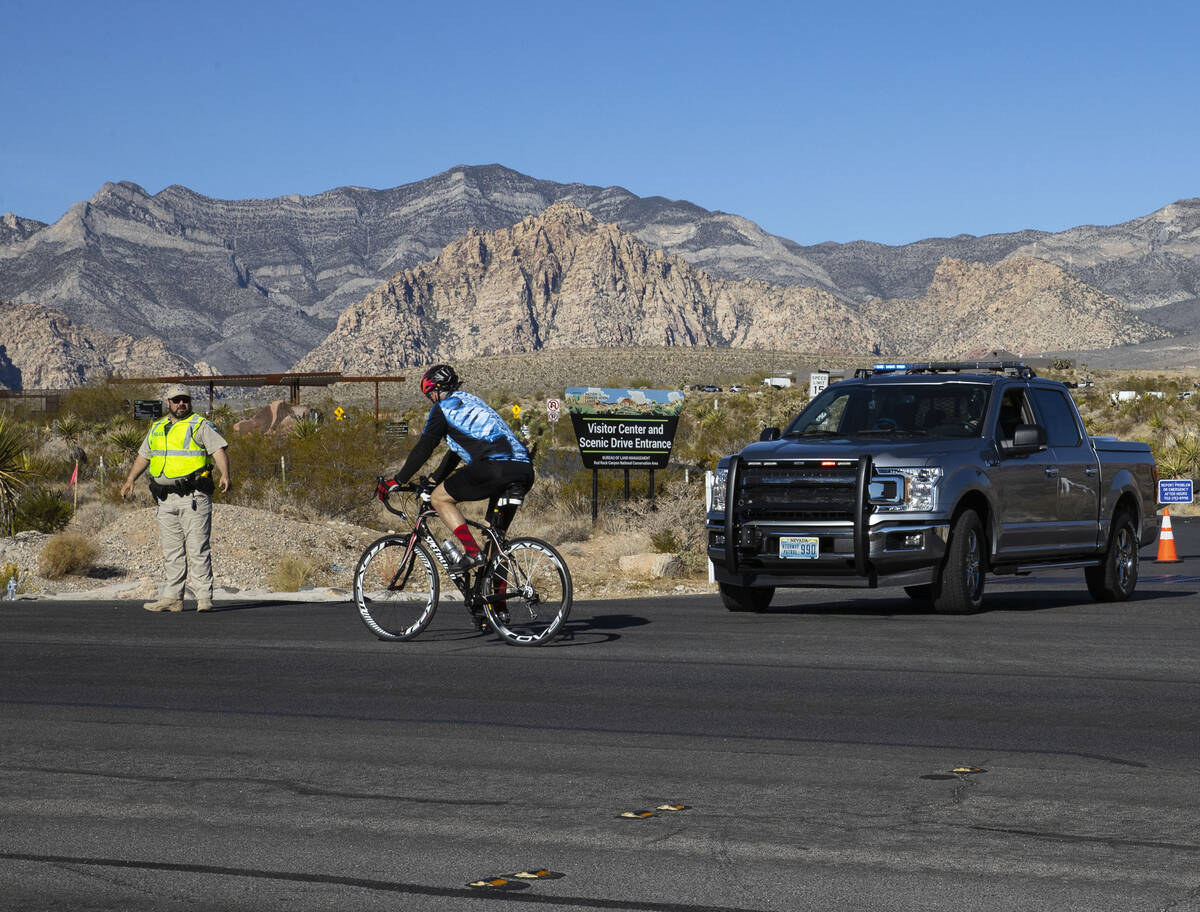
[374,475,435,516]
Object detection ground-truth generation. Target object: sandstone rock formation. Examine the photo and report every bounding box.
[232,400,313,435]
[295,205,1164,372]
[0,301,201,389]
[861,257,1168,357]
[294,203,877,372]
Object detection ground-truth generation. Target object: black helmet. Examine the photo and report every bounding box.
[421,364,460,396]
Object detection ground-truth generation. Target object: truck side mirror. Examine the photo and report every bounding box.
[760,427,781,442]
[1000,423,1047,457]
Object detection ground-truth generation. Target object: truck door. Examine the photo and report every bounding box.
[991,384,1060,558]
[1031,385,1101,553]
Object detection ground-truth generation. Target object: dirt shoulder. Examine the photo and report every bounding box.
[0,504,714,601]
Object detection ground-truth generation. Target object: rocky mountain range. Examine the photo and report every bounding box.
[295,202,1163,372]
[0,301,204,390]
[0,164,1196,386]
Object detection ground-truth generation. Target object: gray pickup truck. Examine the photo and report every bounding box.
[706,361,1159,613]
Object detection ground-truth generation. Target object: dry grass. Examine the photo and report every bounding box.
[267,553,323,592]
[38,532,101,579]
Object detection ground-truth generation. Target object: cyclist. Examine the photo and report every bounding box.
[378,364,534,576]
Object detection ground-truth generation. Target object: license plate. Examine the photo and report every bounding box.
[779,536,819,559]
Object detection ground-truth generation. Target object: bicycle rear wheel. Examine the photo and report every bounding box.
[353,535,439,641]
[483,537,572,645]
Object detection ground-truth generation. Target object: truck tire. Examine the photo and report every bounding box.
[719,583,774,613]
[1085,509,1138,602]
[931,510,986,614]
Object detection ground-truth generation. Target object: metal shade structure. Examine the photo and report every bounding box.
[108,372,406,418]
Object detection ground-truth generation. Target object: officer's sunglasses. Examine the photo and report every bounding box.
[168,396,191,404]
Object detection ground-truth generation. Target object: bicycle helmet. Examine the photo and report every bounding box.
[420,363,460,396]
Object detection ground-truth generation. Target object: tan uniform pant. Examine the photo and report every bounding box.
[156,491,214,600]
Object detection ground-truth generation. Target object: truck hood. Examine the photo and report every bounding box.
[737,436,980,465]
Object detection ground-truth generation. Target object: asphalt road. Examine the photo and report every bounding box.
[2,519,1198,911]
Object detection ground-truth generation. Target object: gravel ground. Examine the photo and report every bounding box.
[0,505,378,601]
[0,504,714,602]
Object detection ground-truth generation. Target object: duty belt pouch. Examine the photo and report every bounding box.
[148,468,211,500]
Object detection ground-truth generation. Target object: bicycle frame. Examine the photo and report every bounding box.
[381,491,509,611]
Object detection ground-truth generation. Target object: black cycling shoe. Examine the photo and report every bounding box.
[447,552,484,576]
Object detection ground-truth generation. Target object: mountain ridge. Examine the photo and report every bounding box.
[1,164,1195,383]
[294,202,1164,373]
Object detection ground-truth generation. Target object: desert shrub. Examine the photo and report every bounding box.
[38,532,101,579]
[268,553,322,592]
[671,387,809,471]
[619,484,710,574]
[649,529,680,553]
[60,382,158,424]
[13,487,72,533]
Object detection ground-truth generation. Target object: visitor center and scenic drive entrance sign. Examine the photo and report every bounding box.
[565,387,684,519]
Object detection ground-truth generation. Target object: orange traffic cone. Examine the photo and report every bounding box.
[1155,508,1181,563]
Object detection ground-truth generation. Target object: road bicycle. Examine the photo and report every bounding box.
[353,477,573,645]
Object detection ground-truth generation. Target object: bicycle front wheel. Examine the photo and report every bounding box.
[353,535,439,641]
[483,537,572,646]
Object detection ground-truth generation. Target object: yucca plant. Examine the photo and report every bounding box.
[106,425,146,464]
[289,416,321,440]
[1172,433,1200,476]
[209,404,237,430]
[13,486,72,534]
[53,414,86,446]
[0,416,33,534]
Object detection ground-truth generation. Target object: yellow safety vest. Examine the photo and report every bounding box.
[147,414,211,479]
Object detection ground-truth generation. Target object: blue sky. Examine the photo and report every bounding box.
[2,0,1197,246]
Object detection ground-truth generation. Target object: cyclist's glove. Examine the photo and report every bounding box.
[376,477,402,500]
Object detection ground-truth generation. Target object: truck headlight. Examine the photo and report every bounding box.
[709,466,728,512]
[874,466,941,512]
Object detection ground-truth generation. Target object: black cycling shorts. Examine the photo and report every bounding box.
[443,459,534,503]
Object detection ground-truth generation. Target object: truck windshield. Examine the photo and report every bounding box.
[784,382,991,439]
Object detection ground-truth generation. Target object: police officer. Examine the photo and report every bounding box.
[120,384,231,612]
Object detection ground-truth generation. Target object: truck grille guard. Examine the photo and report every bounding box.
[723,454,874,576]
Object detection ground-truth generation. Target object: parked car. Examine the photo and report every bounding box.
[697,384,722,393]
[707,361,1158,614]
[728,385,744,393]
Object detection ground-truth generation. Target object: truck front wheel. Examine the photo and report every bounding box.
[931,510,986,614]
[1085,509,1138,602]
[719,583,774,613]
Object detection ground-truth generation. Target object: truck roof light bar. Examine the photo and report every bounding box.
[858,361,1037,379]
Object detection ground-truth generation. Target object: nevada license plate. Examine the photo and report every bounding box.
[779,536,819,559]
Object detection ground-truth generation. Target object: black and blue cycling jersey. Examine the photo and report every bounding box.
[394,391,530,485]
